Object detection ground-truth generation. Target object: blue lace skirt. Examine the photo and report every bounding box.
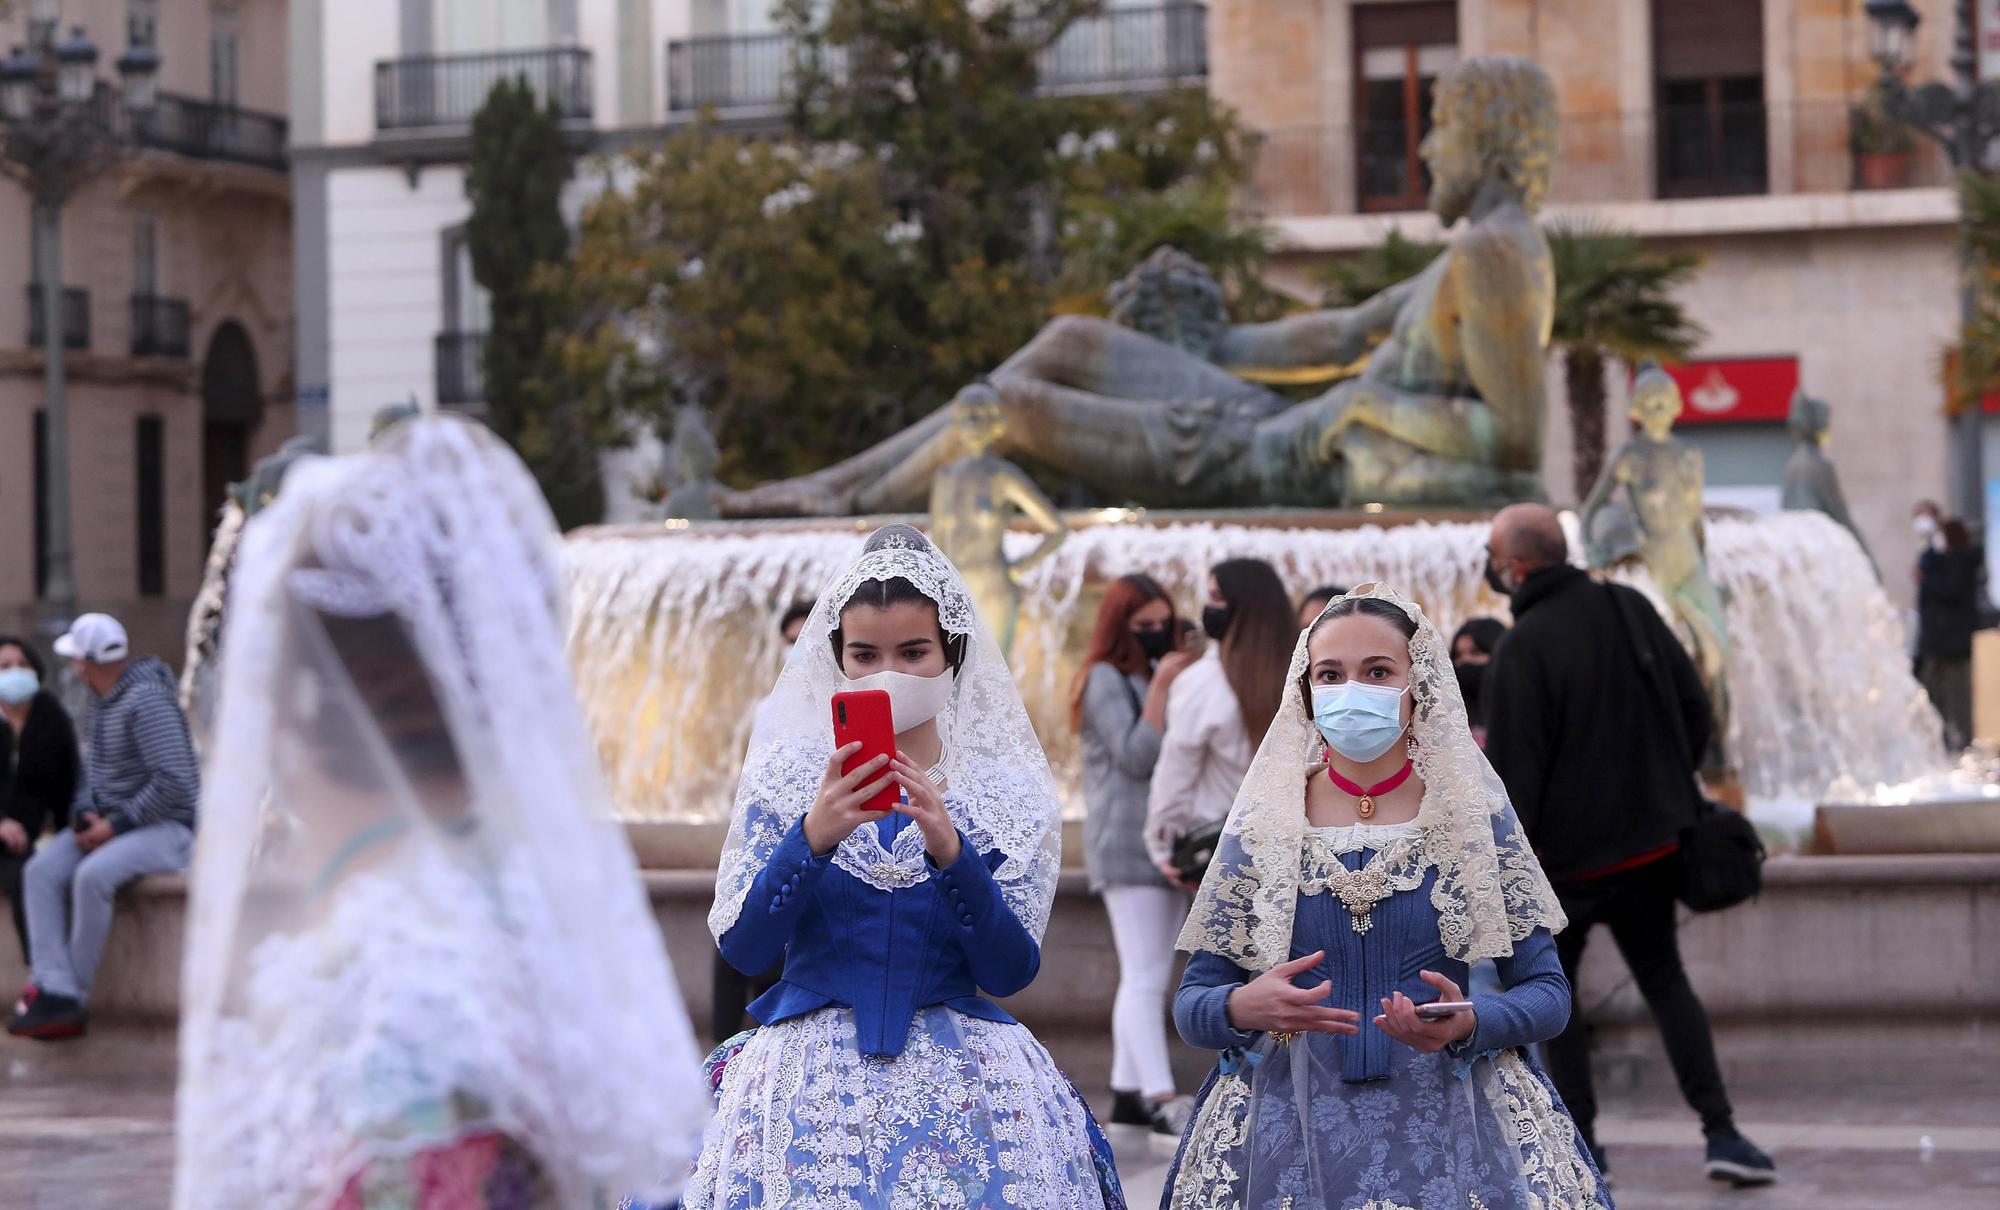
[631,1005,1124,1210]
[1161,1037,1611,1210]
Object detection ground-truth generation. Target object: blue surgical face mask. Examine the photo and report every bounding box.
[0,666,39,706]
[1311,681,1409,763]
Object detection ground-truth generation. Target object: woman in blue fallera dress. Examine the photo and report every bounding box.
[1162,585,1611,1210]
[670,525,1122,1210]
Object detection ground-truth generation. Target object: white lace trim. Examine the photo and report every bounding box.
[1177,583,1566,970]
[1304,817,1424,854]
[714,530,1063,942]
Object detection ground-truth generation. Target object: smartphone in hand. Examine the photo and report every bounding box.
[1414,1000,1476,1022]
[832,689,900,814]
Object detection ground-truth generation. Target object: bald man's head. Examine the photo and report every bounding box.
[1486,503,1568,595]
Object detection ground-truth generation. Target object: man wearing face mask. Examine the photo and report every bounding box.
[1480,504,1775,1187]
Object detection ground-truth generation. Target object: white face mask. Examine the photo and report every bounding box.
[1914,514,1939,540]
[841,667,955,734]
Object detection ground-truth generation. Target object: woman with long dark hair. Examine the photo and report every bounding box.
[1073,574,1197,1135]
[1144,559,1296,888]
[0,636,80,966]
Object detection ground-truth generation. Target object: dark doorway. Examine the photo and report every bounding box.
[200,321,262,562]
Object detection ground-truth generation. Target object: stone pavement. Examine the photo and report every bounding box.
[4,1028,1997,1208]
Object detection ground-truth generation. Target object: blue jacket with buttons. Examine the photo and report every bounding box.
[718,810,1041,1059]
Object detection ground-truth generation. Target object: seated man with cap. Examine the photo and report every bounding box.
[7,614,199,1040]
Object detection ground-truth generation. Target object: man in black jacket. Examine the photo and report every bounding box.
[1482,504,1775,1187]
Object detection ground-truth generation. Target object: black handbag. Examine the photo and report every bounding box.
[1603,585,1765,912]
[1169,818,1225,884]
[1676,797,1766,912]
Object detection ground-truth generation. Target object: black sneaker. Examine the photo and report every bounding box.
[1109,1090,1154,1128]
[5,989,86,1041]
[1704,1132,1777,1185]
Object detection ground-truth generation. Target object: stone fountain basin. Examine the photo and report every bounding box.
[1814,798,2000,854]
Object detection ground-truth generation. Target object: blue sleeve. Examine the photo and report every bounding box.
[717,814,832,976]
[933,836,1041,997]
[1174,949,1261,1052]
[1451,926,1571,1072]
[108,687,200,833]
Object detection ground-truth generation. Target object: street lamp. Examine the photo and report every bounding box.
[0,21,160,639]
[1868,0,2000,537]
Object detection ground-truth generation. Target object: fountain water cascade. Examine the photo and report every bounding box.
[563,509,1946,845]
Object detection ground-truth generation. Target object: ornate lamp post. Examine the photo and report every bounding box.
[1867,0,2000,535]
[0,15,159,636]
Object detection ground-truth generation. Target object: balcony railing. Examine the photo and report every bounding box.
[376,47,593,132]
[26,285,89,351]
[131,294,191,358]
[1246,100,1957,220]
[666,2,1206,114]
[132,93,288,171]
[436,331,486,406]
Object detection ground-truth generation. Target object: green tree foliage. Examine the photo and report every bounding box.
[1944,170,2000,417]
[1316,229,1442,308]
[464,77,606,528]
[553,0,1270,487]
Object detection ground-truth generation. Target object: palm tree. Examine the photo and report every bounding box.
[1547,220,1705,500]
[1316,229,1443,307]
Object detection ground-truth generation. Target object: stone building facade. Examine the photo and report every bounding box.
[0,0,294,662]
[1210,0,1973,604]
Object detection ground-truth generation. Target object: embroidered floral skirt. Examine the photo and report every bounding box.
[669,1004,1122,1210]
[1162,1038,1612,1210]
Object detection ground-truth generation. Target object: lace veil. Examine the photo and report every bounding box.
[1176,583,1565,969]
[712,525,1064,943]
[175,417,705,1209]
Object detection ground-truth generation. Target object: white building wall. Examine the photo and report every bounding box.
[322,0,402,146]
[327,166,469,453]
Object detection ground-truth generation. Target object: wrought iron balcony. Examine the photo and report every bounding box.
[666,2,1206,114]
[376,47,593,133]
[131,93,288,172]
[26,284,89,352]
[436,330,487,406]
[130,294,191,358]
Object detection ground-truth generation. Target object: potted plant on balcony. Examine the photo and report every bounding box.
[1851,79,1915,190]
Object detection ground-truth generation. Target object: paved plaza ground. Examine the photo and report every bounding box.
[3,1026,1996,1208]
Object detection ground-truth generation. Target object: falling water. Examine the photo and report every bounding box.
[565,509,1948,842]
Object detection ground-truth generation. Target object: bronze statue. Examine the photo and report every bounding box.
[1781,388,1877,577]
[1580,363,1732,763]
[926,384,1068,652]
[714,54,1559,517]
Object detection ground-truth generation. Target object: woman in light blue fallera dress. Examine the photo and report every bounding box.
[1161,586,1611,1210]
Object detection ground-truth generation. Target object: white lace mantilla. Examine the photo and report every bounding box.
[713,528,1064,943]
[1178,584,1566,970]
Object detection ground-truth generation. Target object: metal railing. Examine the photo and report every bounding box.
[26,284,89,351]
[132,92,288,171]
[376,47,593,132]
[435,330,487,406]
[666,3,1206,114]
[1246,100,1957,219]
[130,294,191,358]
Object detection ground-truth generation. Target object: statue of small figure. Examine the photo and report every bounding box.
[1579,362,1732,766]
[660,405,724,520]
[715,54,1558,517]
[1781,388,1877,578]
[927,384,1068,654]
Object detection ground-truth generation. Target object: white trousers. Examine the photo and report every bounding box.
[1101,884,1187,1099]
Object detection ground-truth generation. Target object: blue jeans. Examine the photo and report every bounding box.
[24,822,192,1002]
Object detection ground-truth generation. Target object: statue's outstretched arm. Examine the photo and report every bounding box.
[997,462,1068,578]
[1215,278,1416,374]
[716,406,955,517]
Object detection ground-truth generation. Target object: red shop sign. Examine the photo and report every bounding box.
[1641,357,1799,425]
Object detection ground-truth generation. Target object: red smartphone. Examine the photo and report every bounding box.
[831,689,900,814]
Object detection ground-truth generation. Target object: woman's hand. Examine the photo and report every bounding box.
[0,818,26,855]
[1374,970,1477,1054]
[1156,860,1199,893]
[1142,649,1200,730]
[1224,950,1362,1036]
[890,756,961,866]
[802,743,893,856]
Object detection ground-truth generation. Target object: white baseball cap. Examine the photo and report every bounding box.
[53,613,130,663]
